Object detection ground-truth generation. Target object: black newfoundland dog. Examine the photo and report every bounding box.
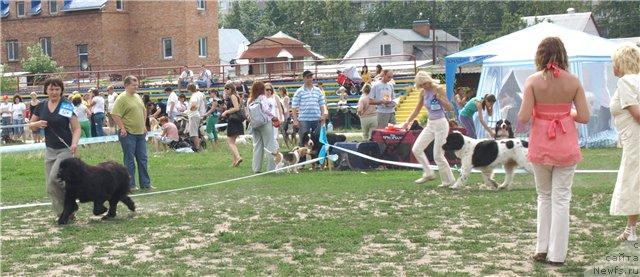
[300,129,347,157]
[57,158,135,225]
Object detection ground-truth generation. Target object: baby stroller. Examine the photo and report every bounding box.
[174,114,208,151]
[336,66,363,95]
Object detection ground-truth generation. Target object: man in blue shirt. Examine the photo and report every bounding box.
[292,70,327,146]
[369,69,396,128]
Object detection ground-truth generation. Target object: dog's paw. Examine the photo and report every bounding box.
[93,206,108,216]
[101,214,116,220]
[498,183,510,190]
[450,182,462,189]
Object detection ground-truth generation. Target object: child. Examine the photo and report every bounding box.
[186,102,201,151]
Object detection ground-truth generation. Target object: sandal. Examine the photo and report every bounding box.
[531,253,547,263]
[616,226,637,242]
[233,158,243,167]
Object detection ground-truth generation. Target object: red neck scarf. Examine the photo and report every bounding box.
[546,62,561,78]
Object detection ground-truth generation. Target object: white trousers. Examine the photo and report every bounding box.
[411,117,455,185]
[533,163,576,263]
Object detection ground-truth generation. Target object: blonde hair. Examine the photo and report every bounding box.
[414,71,439,88]
[612,43,640,75]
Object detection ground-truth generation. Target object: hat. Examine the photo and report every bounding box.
[302,70,313,78]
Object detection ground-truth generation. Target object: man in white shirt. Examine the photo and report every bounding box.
[189,88,207,116]
[369,69,397,128]
[179,65,194,91]
[106,85,118,128]
[165,87,179,121]
[197,64,212,89]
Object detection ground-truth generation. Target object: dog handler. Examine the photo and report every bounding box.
[402,71,455,186]
[29,77,81,219]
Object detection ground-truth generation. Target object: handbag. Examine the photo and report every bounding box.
[227,95,246,122]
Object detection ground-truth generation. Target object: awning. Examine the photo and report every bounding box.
[276,49,294,59]
[1,0,9,18]
[62,0,107,11]
[30,0,41,15]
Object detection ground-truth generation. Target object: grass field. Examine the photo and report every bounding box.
[0,140,629,275]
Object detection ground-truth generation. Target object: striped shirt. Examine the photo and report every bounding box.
[292,85,325,121]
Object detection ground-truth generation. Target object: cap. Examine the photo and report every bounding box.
[302,70,313,78]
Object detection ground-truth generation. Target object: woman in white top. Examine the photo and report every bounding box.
[89,88,106,137]
[265,82,284,146]
[11,95,26,141]
[72,94,92,138]
[176,93,188,118]
[0,95,13,139]
[609,43,640,242]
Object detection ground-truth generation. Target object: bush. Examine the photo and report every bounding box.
[0,65,18,93]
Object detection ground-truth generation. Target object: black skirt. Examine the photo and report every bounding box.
[226,118,244,137]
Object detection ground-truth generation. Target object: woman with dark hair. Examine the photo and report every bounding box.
[457,93,496,138]
[518,37,590,266]
[219,82,244,167]
[11,94,26,141]
[29,77,81,220]
[360,65,371,84]
[248,81,277,173]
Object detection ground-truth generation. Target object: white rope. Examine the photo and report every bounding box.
[0,156,325,211]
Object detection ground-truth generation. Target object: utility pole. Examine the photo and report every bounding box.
[432,0,436,65]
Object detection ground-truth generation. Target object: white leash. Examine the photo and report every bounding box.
[0,156,325,211]
[327,143,618,174]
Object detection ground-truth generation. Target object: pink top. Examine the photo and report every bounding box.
[527,103,582,166]
[162,122,179,141]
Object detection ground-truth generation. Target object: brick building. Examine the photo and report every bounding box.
[0,0,219,72]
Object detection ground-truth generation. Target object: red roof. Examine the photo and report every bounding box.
[265,37,304,45]
[239,46,315,59]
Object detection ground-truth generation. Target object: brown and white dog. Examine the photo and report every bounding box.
[267,147,311,173]
[494,119,514,139]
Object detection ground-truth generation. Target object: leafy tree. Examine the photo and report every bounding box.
[0,64,18,93]
[21,44,63,74]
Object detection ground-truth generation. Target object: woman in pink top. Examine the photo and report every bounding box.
[518,37,590,266]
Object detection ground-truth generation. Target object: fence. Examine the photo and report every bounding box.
[1,54,420,94]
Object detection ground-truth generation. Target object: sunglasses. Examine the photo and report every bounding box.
[266,88,273,91]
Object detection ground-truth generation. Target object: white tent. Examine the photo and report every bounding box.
[445,22,620,147]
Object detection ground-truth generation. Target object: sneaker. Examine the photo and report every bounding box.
[129,187,139,193]
[617,226,637,242]
[141,185,156,191]
[414,175,436,184]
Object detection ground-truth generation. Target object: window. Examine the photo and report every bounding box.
[312,27,321,36]
[77,44,88,71]
[380,44,391,56]
[16,1,25,17]
[116,0,123,11]
[40,37,51,57]
[198,37,207,57]
[49,0,57,14]
[6,40,19,61]
[197,0,205,10]
[259,58,267,74]
[162,38,172,59]
[284,58,291,72]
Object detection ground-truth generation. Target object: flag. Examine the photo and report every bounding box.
[318,125,329,165]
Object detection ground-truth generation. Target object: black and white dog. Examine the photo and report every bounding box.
[494,119,514,139]
[442,131,533,189]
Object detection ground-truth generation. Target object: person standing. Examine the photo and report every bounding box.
[369,69,397,129]
[402,72,455,186]
[219,82,244,167]
[71,94,92,138]
[458,93,497,138]
[29,92,43,143]
[265,82,284,147]
[248,81,277,173]
[11,95,26,141]
[165,87,179,121]
[188,84,207,116]
[29,77,81,219]
[1,95,13,140]
[609,43,640,242]
[357,84,377,140]
[278,87,291,143]
[204,90,221,143]
[89,88,105,137]
[111,76,153,191]
[518,37,590,266]
[106,85,118,128]
[292,70,326,146]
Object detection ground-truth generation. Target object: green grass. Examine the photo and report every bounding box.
[0,141,626,275]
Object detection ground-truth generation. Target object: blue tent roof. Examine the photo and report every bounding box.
[62,0,107,11]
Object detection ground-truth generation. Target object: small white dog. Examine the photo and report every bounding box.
[442,131,533,189]
[236,134,253,145]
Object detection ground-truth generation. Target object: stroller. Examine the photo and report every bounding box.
[174,114,208,151]
[336,66,363,95]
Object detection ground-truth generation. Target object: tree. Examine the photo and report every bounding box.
[0,64,18,93]
[21,43,63,84]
